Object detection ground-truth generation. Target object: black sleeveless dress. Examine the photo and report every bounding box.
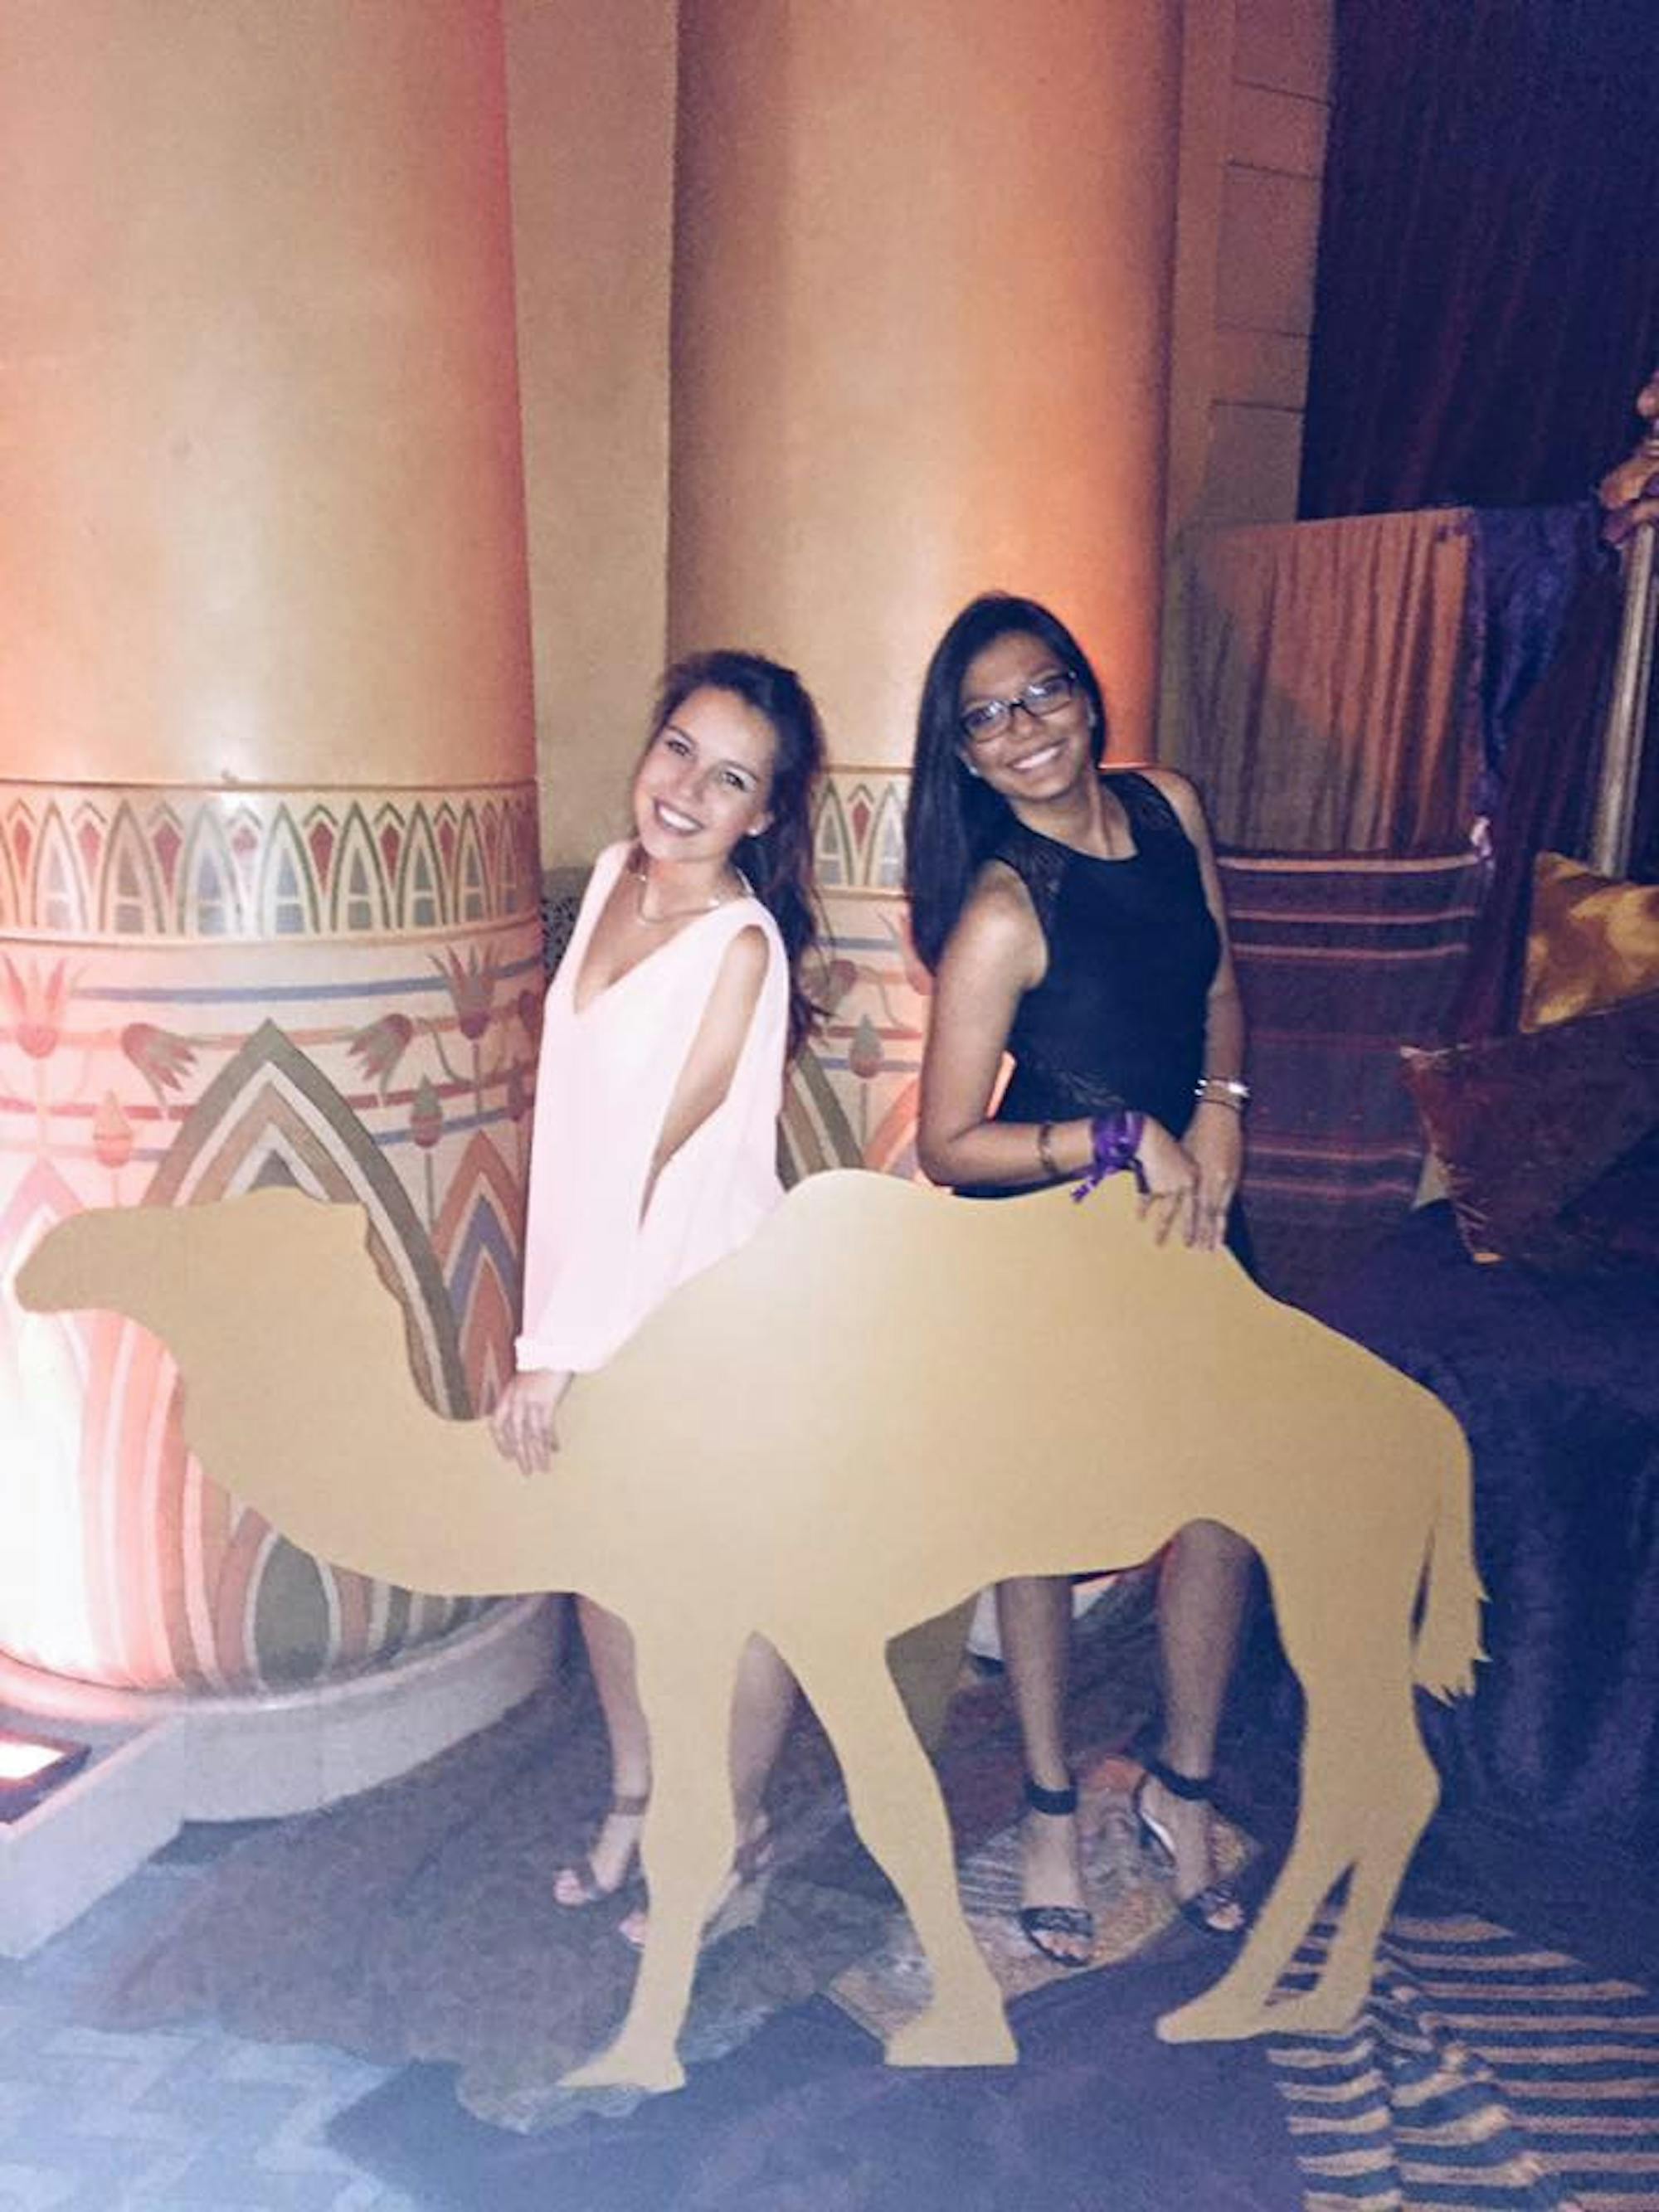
[960,775,1242,1242]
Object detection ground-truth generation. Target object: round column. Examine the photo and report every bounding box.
[0,2,541,1704]
[670,0,1182,1179]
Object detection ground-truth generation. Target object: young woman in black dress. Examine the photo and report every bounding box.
[906,591,1254,1966]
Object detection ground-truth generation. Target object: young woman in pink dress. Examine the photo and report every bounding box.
[490,649,825,1940]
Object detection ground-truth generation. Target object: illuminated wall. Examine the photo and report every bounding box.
[1168,0,1334,537]
[0,1,538,1691]
[0,0,1335,1692]
[504,0,678,872]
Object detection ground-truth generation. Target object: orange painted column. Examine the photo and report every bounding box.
[0,3,539,1696]
[669,0,1182,1176]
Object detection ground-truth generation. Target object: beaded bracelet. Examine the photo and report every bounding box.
[1071,1106,1146,1202]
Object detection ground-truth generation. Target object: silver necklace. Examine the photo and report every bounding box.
[630,854,727,927]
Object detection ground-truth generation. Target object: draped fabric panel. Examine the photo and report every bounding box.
[1301,0,1659,519]
[1165,505,1618,1297]
[1164,510,1482,855]
[1219,853,1484,1305]
[1451,563,1625,1040]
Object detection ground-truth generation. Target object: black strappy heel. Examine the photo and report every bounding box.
[1132,1753,1248,1939]
[1017,1775,1097,1968]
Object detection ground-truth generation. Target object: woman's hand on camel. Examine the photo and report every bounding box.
[1185,1100,1243,1252]
[490,1368,572,1475]
[1132,1117,1202,1247]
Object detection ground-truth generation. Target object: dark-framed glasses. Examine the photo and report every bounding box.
[958,669,1079,745]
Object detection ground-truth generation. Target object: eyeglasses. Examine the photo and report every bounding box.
[957,670,1079,745]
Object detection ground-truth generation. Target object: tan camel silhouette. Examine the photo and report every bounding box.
[17,1172,1480,2092]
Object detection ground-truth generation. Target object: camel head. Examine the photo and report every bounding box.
[15,1188,374,1369]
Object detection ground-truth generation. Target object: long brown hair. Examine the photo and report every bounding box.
[649,649,827,1055]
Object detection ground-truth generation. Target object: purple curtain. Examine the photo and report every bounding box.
[1301,0,1659,518]
[1451,562,1625,1039]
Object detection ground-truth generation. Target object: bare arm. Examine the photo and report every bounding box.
[915,865,1102,1189]
[1146,767,1246,1086]
[1146,768,1247,1250]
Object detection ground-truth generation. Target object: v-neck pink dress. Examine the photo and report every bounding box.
[514,841,790,1376]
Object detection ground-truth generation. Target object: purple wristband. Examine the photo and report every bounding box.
[1071,1106,1146,1202]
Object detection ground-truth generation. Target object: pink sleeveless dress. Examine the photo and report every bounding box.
[515,842,790,1375]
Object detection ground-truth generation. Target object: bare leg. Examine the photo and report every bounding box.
[786,1631,1014,2067]
[1144,1520,1251,1908]
[617,1631,796,1946]
[555,1597,649,1903]
[996,1574,1089,1962]
[730,1631,797,1834]
[563,1626,745,2093]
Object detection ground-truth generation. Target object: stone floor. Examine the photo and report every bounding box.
[0,1829,419,2212]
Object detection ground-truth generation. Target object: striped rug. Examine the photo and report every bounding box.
[1271,1913,1659,2210]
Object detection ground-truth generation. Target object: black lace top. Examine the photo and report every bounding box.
[988,771,1219,1150]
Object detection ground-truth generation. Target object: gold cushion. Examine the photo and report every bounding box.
[1521,851,1659,1032]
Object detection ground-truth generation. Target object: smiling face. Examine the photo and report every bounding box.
[631,685,778,869]
[956,629,1095,808]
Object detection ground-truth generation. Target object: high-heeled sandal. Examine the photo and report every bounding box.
[617,1812,776,1953]
[1017,1775,1097,1969]
[552,1791,649,1908]
[1131,1753,1248,1939]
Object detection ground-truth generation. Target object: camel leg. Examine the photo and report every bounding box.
[1254,1690,1438,2038]
[1158,1660,1433,2044]
[786,1632,1016,2071]
[1155,1685,1360,2044]
[561,1623,745,2094]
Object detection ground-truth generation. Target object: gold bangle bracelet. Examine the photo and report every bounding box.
[1036,1120,1061,1179]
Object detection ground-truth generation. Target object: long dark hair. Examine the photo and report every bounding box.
[650,649,825,1055]
[903,593,1107,972]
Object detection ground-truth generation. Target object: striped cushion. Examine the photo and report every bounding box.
[1219,850,1486,1304]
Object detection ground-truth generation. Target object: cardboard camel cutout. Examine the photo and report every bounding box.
[18,1172,1480,2093]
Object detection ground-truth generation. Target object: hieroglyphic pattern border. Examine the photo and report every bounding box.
[1,781,542,942]
[2,779,542,1694]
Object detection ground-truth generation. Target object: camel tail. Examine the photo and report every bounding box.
[1413,1425,1486,1701]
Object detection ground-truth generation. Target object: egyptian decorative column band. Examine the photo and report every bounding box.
[0,2,537,1699]
[2,780,542,1691]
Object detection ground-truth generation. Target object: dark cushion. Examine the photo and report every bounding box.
[1400,987,1659,1271]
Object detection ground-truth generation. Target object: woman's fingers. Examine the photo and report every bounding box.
[1178,1181,1201,1247]
[1141,1181,1194,1246]
[488,1391,518,1461]
[1197,1174,1236,1250]
[487,1376,564,1475]
[1134,1125,1200,1246]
